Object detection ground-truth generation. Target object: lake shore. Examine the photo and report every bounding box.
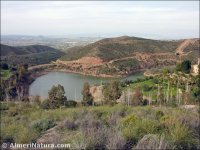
[29,68,118,80]
[29,63,146,80]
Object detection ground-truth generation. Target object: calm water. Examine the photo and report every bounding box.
[29,72,144,100]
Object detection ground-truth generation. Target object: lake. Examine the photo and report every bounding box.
[29,71,144,100]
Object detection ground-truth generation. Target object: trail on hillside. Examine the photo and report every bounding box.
[28,64,55,71]
[176,39,195,55]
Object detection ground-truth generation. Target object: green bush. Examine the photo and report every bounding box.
[32,119,56,133]
[142,84,152,92]
[155,110,164,120]
[0,103,9,111]
[65,100,77,107]
[8,107,18,116]
[119,115,159,144]
[1,123,37,144]
[169,123,196,149]
[40,99,50,109]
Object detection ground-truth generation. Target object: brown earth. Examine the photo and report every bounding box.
[54,51,178,77]
[175,39,198,55]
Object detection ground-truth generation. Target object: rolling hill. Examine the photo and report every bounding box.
[57,36,199,77]
[1,44,65,66]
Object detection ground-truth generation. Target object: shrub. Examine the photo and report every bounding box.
[65,100,77,107]
[1,63,9,70]
[16,127,37,143]
[142,84,152,92]
[169,123,196,149]
[106,129,126,149]
[40,99,50,109]
[8,107,18,116]
[64,119,78,130]
[1,123,37,144]
[32,119,56,133]
[76,113,108,149]
[79,116,102,134]
[119,115,159,145]
[155,110,164,120]
[120,115,138,127]
[108,113,120,126]
[71,133,87,149]
[0,103,9,111]
[33,95,41,106]
[134,134,169,149]
[84,128,107,149]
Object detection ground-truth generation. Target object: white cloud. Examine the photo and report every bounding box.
[1,1,199,39]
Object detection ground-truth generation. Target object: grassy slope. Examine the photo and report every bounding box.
[1,44,65,66]
[1,102,199,149]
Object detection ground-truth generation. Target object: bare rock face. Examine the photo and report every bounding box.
[36,126,61,144]
[2,70,33,101]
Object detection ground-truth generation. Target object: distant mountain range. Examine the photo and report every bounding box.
[1,44,65,66]
[58,36,199,76]
[1,35,102,52]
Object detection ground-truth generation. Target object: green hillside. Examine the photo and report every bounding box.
[1,44,65,66]
[60,36,181,61]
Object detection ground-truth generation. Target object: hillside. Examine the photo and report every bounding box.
[58,36,199,77]
[1,44,65,66]
[60,36,181,61]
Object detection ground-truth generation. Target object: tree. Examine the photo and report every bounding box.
[81,82,93,106]
[48,84,67,108]
[180,60,191,74]
[102,80,121,105]
[1,63,9,70]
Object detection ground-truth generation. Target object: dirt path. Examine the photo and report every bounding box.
[175,39,195,55]
[28,64,55,71]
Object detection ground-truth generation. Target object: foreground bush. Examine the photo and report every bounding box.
[31,119,56,133]
[134,134,169,149]
[1,103,199,149]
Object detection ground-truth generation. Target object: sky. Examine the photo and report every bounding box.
[1,1,199,39]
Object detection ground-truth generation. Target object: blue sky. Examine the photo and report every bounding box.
[1,1,199,39]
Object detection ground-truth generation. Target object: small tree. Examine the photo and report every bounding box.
[180,60,191,74]
[1,63,9,70]
[103,80,121,105]
[48,84,67,108]
[82,82,93,106]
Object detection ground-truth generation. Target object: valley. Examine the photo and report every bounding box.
[1,35,199,150]
[1,1,200,150]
